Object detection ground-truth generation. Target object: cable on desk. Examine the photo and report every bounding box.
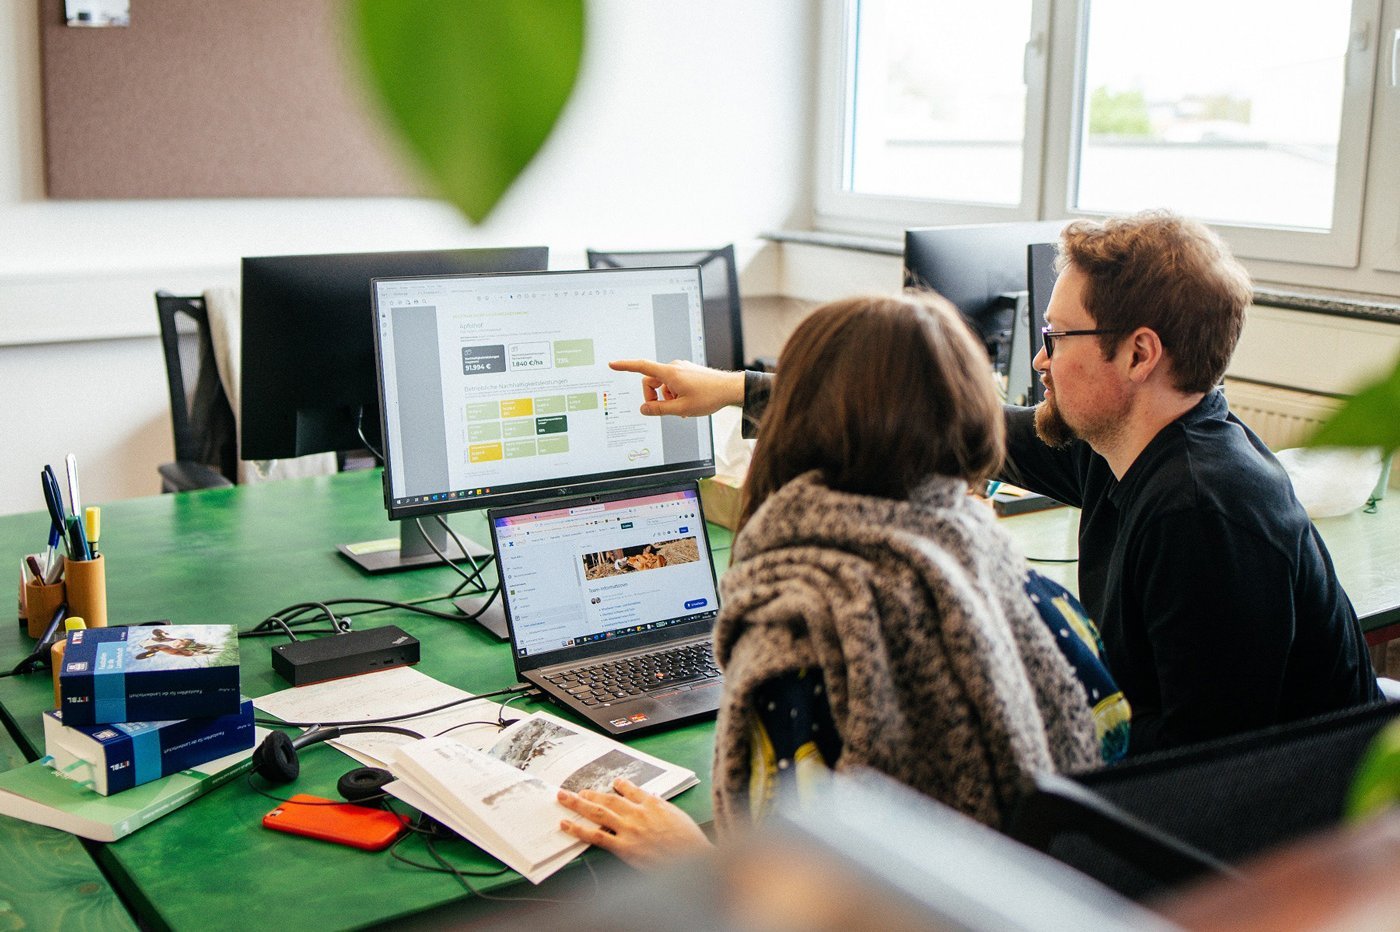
[239,595,503,642]
[409,830,600,904]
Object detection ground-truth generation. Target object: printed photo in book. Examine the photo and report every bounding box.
[387,711,697,884]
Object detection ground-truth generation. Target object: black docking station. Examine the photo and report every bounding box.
[271,625,420,686]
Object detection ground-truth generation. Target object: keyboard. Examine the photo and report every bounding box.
[543,642,720,707]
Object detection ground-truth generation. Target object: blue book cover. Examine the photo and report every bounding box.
[43,698,254,796]
[58,625,241,726]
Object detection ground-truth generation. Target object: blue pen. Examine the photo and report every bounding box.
[985,480,1003,498]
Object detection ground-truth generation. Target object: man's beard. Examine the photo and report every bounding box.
[1034,394,1078,448]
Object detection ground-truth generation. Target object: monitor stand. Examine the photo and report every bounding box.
[337,518,491,575]
[452,592,510,641]
[337,520,510,639]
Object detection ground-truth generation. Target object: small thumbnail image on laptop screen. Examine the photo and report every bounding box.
[494,488,719,660]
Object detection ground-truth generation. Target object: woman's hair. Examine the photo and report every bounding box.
[738,292,1004,530]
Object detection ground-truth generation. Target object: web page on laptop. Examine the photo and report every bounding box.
[495,490,718,659]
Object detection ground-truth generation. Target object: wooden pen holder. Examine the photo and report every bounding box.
[23,578,66,639]
[64,555,107,628]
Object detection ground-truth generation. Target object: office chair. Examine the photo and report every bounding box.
[586,245,747,372]
[1008,700,1400,902]
[154,291,236,492]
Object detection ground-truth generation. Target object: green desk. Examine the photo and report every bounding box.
[0,470,725,930]
[996,502,1400,640]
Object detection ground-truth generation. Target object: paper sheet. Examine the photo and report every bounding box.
[252,667,505,768]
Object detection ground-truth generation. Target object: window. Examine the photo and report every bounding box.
[846,0,1033,206]
[818,0,1382,274]
[815,0,1051,229]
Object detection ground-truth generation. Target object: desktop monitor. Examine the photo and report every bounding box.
[240,246,549,462]
[903,220,1067,371]
[371,265,716,524]
[1026,241,1059,406]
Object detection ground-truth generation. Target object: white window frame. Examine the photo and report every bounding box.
[811,0,1055,234]
[815,0,1381,274]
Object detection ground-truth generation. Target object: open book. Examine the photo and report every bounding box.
[387,711,698,884]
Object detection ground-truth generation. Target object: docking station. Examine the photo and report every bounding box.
[271,625,420,686]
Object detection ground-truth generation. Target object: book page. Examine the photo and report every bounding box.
[391,736,585,879]
[252,667,498,767]
[485,712,697,799]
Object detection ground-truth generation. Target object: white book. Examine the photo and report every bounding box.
[387,711,698,883]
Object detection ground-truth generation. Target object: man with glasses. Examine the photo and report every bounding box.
[995,211,1378,753]
[609,210,1380,756]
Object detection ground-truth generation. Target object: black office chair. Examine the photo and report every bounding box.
[586,245,747,372]
[154,291,236,492]
[1008,700,1400,902]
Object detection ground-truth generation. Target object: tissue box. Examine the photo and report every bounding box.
[43,698,254,795]
[699,475,744,531]
[59,625,241,726]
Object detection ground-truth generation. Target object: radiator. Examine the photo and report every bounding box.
[1222,379,1344,451]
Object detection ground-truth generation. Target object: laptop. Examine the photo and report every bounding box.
[489,481,725,737]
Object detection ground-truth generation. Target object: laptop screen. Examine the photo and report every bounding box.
[491,484,721,666]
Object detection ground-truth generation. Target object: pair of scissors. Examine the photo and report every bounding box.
[41,465,89,560]
[41,466,67,541]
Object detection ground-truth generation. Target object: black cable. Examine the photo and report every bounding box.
[417,835,599,904]
[413,516,492,591]
[252,683,537,729]
[388,829,512,880]
[355,407,386,464]
[239,596,502,642]
[1026,556,1079,564]
[434,514,492,591]
[244,774,394,808]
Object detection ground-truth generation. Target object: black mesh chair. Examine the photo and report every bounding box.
[154,291,236,492]
[1008,700,1400,902]
[586,245,746,372]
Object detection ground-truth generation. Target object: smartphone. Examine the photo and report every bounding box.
[262,794,409,851]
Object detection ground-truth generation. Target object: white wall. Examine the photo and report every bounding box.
[0,1,816,516]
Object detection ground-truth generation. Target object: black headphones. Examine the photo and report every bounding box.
[251,725,422,801]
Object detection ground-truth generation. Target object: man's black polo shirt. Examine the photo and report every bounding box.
[1000,391,1380,753]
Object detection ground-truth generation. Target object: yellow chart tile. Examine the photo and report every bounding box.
[499,398,534,418]
[468,443,504,463]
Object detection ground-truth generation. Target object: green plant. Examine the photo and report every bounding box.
[1307,353,1400,457]
[349,0,586,224]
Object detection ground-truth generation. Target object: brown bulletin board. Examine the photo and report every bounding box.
[39,0,424,199]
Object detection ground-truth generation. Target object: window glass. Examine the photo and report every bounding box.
[846,0,1034,205]
[1075,1,1351,230]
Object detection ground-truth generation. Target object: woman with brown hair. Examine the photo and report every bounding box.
[557,293,1098,867]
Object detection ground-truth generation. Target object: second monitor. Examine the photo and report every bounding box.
[371,265,717,526]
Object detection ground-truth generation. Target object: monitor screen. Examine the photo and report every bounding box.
[491,483,720,665]
[372,266,716,520]
[903,221,1066,369]
[1026,242,1059,406]
[240,246,549,461]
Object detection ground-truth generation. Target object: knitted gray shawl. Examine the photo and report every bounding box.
[712,471,1099,831]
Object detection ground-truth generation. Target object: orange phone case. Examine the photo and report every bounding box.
[262,794,409,851]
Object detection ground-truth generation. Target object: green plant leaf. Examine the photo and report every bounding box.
[1347,718,1400,822]
[1306,352,1400,456]
[349,0,585,223]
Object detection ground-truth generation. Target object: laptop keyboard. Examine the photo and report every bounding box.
[544,642,721,706]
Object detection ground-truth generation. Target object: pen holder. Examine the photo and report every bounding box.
[64,555,107,629]
[23,578,66,639]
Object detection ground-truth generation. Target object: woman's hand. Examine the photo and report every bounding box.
[557,777,714,870]
[609,359,745,418]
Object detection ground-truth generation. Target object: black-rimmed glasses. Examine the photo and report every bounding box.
[1040,327,1125,357]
